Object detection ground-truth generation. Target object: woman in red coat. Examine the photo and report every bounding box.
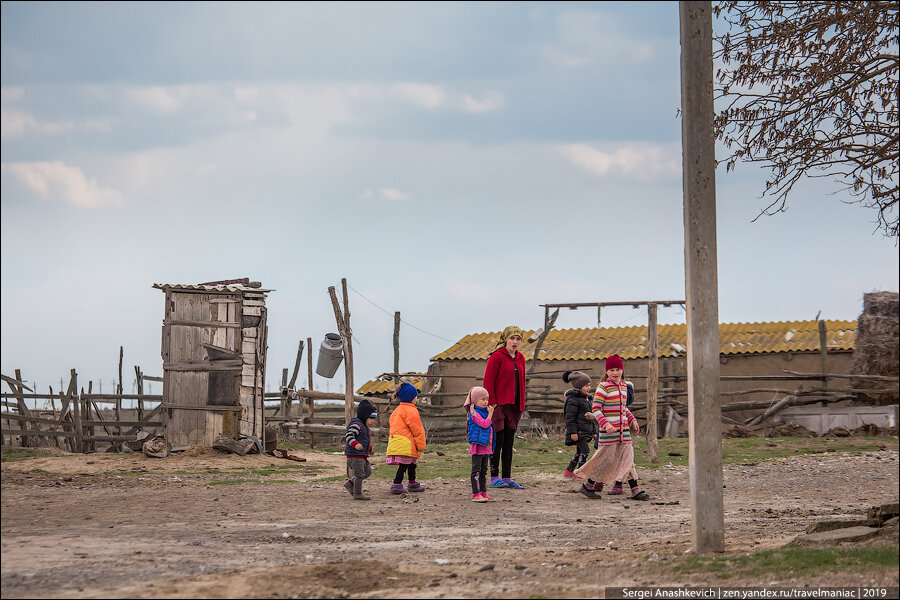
[484,325,527,489]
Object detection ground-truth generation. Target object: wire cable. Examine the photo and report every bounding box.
[348,285,455,343]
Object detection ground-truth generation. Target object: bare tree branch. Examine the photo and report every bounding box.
[713,1,899,238]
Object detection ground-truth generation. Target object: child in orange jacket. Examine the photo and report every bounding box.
[385,382,427,494]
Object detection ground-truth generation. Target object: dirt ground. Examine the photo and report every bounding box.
[2,445,898,599]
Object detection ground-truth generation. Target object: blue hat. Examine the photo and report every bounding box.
[397,382,419,403]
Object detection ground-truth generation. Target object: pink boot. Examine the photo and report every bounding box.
[407,480,426,492]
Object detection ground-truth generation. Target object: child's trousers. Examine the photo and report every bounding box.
[566,437,591,472]
[347,457,372,495]
[471,454,490,494]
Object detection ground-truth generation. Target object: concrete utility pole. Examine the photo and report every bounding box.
[680,0,725,553]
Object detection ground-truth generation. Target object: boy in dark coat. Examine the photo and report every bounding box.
[344,399,378,500]
[562,370,597,478]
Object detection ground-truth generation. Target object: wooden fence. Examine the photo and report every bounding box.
[1,370,164,452]
[270,370,898,447]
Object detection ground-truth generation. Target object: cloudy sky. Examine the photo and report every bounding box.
[2,2,897,396]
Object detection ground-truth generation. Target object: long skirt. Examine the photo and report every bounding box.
[574,442,638,484]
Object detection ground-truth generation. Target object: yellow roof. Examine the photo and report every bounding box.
[357,375,424,396]
[431,320,857,362]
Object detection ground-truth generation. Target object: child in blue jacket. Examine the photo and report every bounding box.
[464,386,495,502]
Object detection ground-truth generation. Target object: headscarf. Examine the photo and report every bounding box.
[494,325,525,350]
[463,386,489,413]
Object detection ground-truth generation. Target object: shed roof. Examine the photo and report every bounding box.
[357,376,424,396]
[431,319,857,362]
[153,283,272,293]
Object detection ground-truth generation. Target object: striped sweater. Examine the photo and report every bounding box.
[592,378,637,445]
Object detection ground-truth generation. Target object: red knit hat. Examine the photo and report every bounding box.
[605,354,624,371]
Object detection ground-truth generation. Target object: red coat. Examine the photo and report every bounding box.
[483,348,526,412]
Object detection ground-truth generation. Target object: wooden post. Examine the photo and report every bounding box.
[647,302,659,463]
[306,336,316,448]
[134,366,144,423]
[280,368,289,416]
[818,319,829,392]
[341,278,355,422]
[680,0,724,554]
[70,370,83,453]
[117,346,124,395]
[393,311,401,386]
[287,340,305,419]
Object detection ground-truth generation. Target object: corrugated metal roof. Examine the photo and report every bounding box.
[153,283,273,293]
[357,376,424,396]
[431,320,857,362]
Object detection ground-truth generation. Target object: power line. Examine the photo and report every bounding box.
[348,285,455,343]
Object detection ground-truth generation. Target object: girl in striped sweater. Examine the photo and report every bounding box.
[574,354,649,500]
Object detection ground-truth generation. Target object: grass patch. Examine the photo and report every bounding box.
[293,434,898,481]
[668,545,899,579]
[1,447,55,463]
[29,468,50,473]
[262,479,299,484]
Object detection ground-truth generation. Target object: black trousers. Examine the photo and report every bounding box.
[566,437,591,472]
[393,463,417,484]
[471,454,490,494]
[490,428,516,479]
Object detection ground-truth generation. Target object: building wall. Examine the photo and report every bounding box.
[429,351,854,416]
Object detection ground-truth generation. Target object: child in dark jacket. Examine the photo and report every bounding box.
[562,370,596,478]
[344,399,378,500]
[464,386,495,502]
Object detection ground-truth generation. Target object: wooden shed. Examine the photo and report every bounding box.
[154,279,271,447]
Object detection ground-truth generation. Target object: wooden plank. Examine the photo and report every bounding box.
[164,360,242,372]
[82,420,162,428]
[1,429,76,438]
[3,413,76,426]
[165,319,241,328]
[80,394,162,401]
[647,302,659,463]
[243,306,262,316]
[163,404,241,413]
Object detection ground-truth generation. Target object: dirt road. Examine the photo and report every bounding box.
[2,446,898,598]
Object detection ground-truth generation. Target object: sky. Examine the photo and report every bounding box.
[2,2,897,397]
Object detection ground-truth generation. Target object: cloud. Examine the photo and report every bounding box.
[388,82,505,113]
[0,109,111,140]
[557,143,680,178]
[461,92,505,113]
[390,82,446,109]
[125,85,192,114]
[1,161,122,208]
[543,10,655,69]
[363,187,410,202]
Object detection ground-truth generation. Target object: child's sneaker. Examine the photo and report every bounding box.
[563,469,578,478]
[343,479,354,496]
[489,477,508,488]
[503,478,525,489]
[472,493,487,502]
[353,493,371,501]
[480,492,494,501]
[607,482,623,495]
[390,483,406,494]
[407,480,426,492]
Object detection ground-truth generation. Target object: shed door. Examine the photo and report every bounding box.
[164,292,241,446]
